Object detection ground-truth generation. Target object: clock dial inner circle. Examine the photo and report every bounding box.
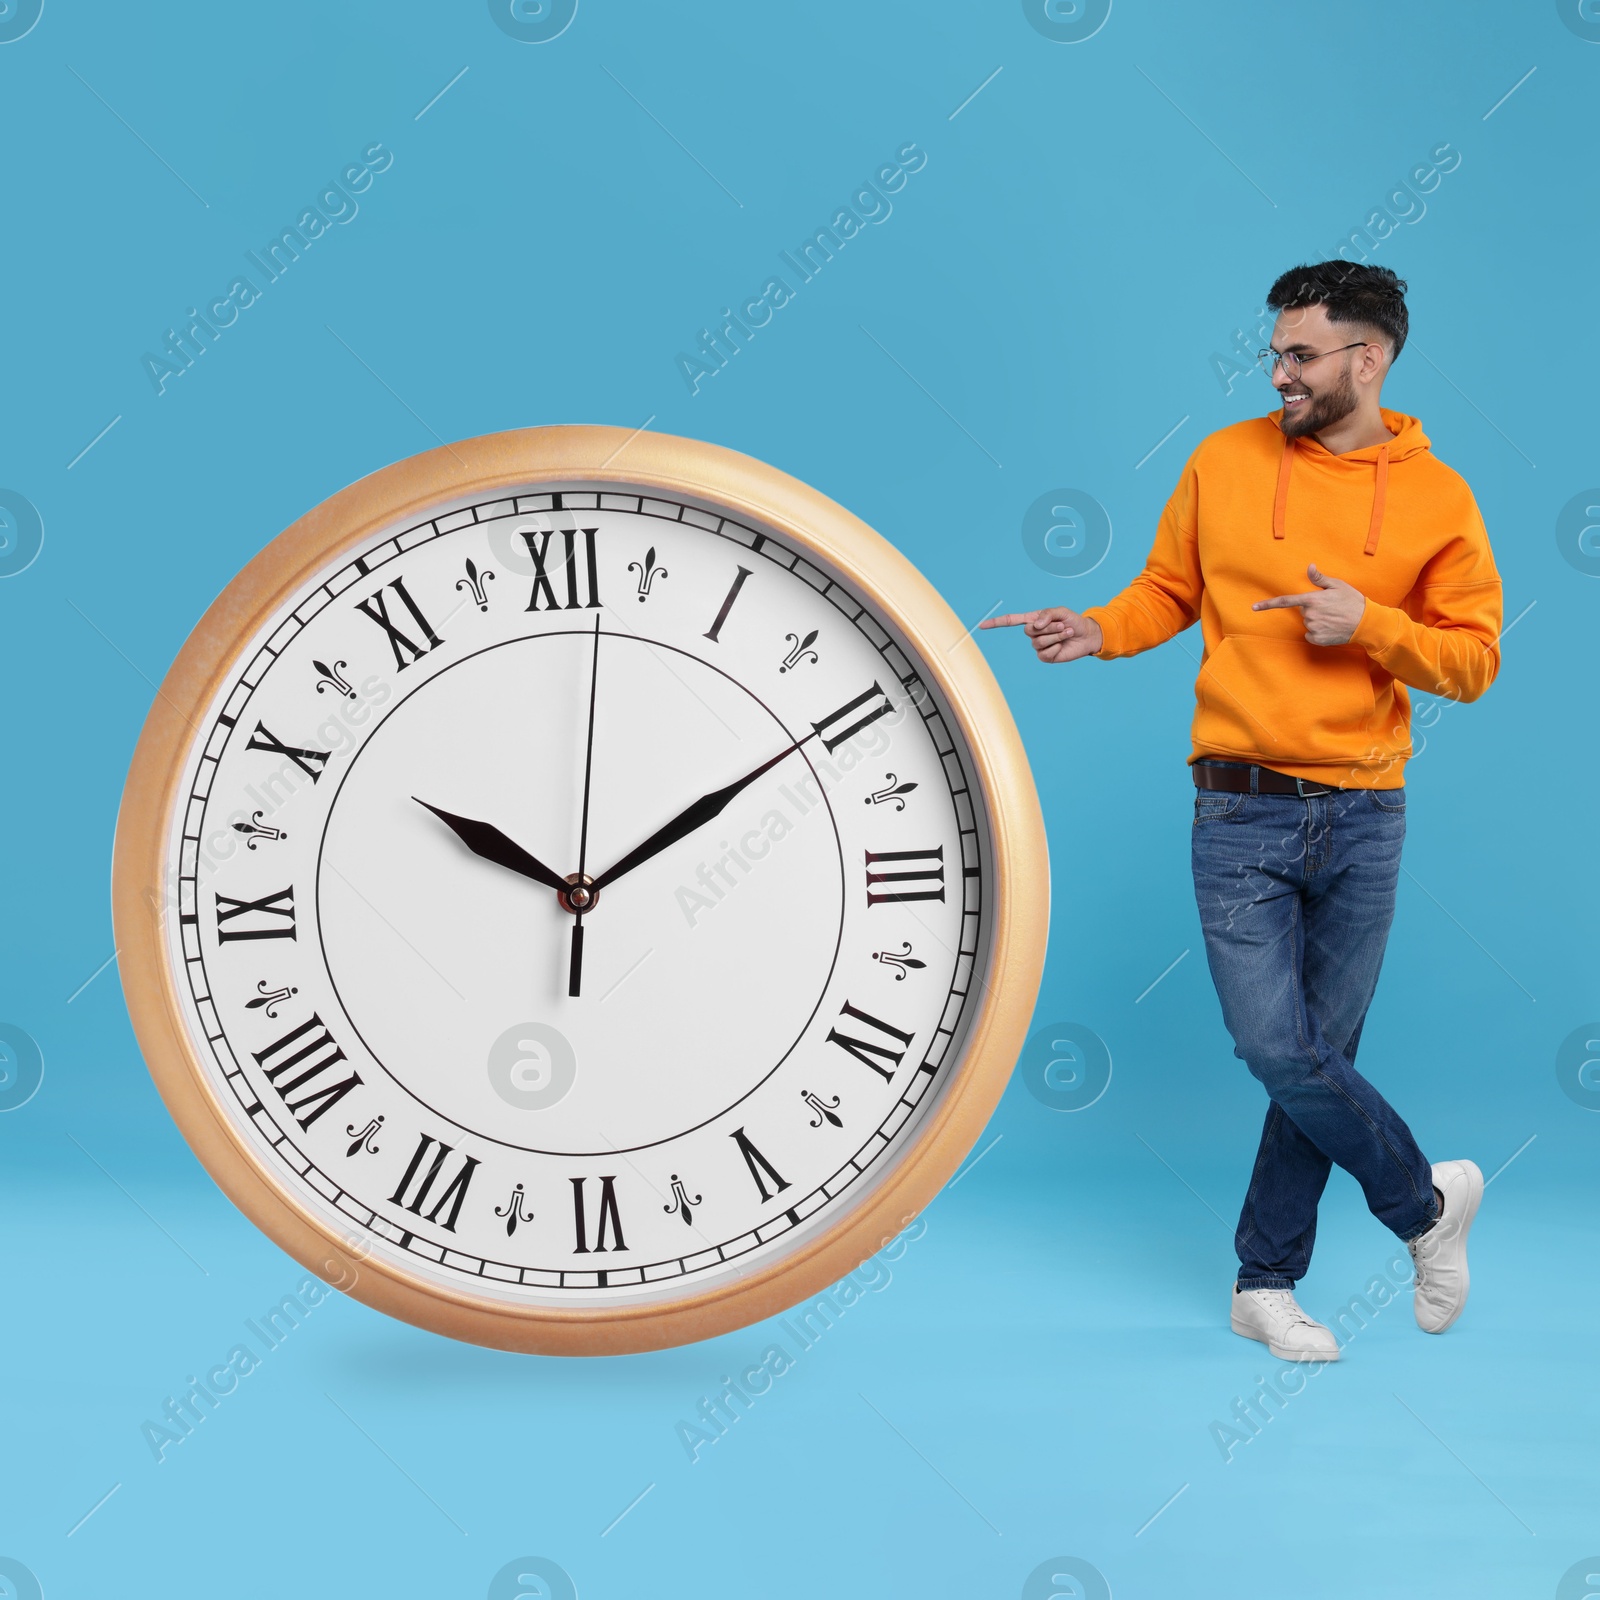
[317,631,846,1155]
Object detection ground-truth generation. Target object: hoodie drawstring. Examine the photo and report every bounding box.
[1363,444,1389,556]
[1272,437,1294,540]
[1272,434,1390,556]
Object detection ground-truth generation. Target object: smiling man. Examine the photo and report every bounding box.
[985,262,1502,1361]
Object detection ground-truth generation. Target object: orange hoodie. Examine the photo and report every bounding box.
[1082,408,1502,788]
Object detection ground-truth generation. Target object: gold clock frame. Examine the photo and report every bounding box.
[112,426,1050,1356]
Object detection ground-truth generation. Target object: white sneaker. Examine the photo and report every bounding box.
[1230,1286,1341,1362]
[1408,1159,1484,1333]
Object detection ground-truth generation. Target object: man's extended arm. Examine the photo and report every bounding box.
[982,455,1203,663]
[1079,453,1203,657]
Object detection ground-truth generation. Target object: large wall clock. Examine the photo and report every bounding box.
[113,427,1048,1354]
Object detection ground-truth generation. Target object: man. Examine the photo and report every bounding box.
[984,262,1501,1361]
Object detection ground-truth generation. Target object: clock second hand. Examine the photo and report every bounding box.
[567,614,603,998]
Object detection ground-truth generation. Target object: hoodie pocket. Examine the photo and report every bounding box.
[1195,635,1377,763]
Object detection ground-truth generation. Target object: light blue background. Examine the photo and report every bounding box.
[2,3,1596,1595]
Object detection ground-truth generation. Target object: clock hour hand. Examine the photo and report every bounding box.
[414,799,570,897]
[589,730,819,893]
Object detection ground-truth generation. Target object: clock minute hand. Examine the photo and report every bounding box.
[589,731,819,894]
[414,799,571,897]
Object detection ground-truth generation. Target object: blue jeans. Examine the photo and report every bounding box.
[1190,769,1439,1290]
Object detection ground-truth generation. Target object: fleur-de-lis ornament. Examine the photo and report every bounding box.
[663,1173,703,1225]
[456,557,495,612]
[344,1115,384,1157]
[872,941,926,980]
[627,546,668,601]
[313,659,356,698]
[495,1182,537,1237]
[866,774,917,811]
[245,980,298,1018]
[232,810,286,849]
[803,1090,844,1129]
[780,629,820,673]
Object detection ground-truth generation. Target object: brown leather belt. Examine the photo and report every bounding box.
[1193,761,1333,798]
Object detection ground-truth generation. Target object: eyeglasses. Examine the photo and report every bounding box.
[1256,342,1369,380]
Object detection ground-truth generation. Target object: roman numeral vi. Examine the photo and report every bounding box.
[570,1175,627,1253]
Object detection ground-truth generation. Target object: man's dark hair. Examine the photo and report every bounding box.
[1266,261,1408,360]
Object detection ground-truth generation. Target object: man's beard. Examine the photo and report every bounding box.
[1281,361,1359,439]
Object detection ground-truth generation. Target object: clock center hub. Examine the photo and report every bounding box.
[558,875,598,914]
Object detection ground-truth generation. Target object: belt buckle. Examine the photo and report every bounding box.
[1294,776,1328,797]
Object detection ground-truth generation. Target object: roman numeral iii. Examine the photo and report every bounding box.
[811,682,894,753]
[354,576,443,670]
[522,527,601,611]
[390,1134,480,1233]
[252,1013,362,1130]
[215,885,296,943]
[865,846,945,907]
[826,1002,915,1081]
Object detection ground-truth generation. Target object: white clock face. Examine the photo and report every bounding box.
[164,487,990,1305]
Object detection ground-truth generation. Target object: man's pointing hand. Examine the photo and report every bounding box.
[980,606,1103,663]
[1253,563,1367,646]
